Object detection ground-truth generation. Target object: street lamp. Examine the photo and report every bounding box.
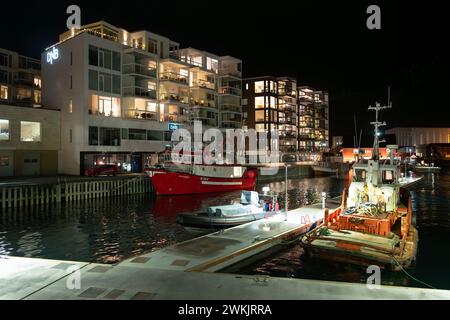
[284,163,288,221]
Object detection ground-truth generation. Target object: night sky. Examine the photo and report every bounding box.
[2,0,449,138]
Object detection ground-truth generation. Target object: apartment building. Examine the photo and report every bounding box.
[242,77,329,161]
[298,86,329,159]
[0,104,60,177]
[0,48,42,108]
[42,21,243,175]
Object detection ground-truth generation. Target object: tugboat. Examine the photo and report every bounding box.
[145,152,258,196]
[301,103,419,271]
[177,190,280,231]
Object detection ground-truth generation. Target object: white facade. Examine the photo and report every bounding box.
[42,21,243,175]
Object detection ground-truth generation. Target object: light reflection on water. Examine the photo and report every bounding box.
[0,176,345,264]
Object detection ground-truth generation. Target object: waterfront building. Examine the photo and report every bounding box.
[386,127,450,157]
[242,77,329,161]
[42,21,243,175]
[0,104,60,177]
[0,48,42,108]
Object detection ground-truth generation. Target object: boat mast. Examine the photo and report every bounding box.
[368,102,390,160]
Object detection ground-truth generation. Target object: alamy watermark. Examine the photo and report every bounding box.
[171,121,281,176]
[367,5,381,30]
[366,265,381,290]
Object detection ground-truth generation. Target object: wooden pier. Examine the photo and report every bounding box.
[0,175,152,209]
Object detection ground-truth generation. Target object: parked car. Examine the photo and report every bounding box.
[85,164,119,177]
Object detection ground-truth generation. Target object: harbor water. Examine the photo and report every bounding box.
[1,171,449,290]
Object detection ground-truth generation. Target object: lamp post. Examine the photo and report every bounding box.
[285,163,288,221]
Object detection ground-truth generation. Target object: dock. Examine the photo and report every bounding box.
[2,198,450,300]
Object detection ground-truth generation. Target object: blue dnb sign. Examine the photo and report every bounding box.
[47,47,60,64]
[168,123,181,131]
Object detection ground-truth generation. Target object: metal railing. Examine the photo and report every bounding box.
[123,87,157,99]
[123,63,157,78]
[160,72,188,84]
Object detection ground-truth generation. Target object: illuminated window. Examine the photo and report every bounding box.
[255,110,265,122]
[20,121,41,142]
[255,81,264,93]
[0,85,7,100]
[255,96,265,109]
[34,90,41,105]
[90,95,121,117]
[147,102,157,113]
[16,88,31,101]
[69,100,73,113]
[206,57,218,72]
[0,119,9,141]
[34,77,41,88]
[255,124,265,132]
[179,68,189,78]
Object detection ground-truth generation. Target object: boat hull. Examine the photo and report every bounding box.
[147,170,257,195]
[302,226,418,271]
[413,167,441,173]
[312,166,338,177]
[177,211,277,230]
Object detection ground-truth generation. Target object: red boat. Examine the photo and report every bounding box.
[146,164,258,196]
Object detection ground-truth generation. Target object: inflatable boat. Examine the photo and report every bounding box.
[176,191,279,230]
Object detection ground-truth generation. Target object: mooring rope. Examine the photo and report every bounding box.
[392,256,436,289]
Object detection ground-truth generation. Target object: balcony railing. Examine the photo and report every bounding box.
[160,72,188,84]
[191,79,215,90]
[127,109,158,121]
[123,63,157,78]
[219,86,241,96]
[123,87,157,99]
[191,100,216,108]
[220,104,241,113]
[219,69,241,78]
[160,93,190,104]
[162,114,189,123]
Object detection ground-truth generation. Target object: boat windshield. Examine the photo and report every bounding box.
[353,169,366,182]
[382,170,395,184]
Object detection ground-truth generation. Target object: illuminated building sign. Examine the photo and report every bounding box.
[47,47,59,64]
[168,123,181,131]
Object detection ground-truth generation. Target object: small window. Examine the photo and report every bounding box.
[255,81,264,93]
[0,156,9,166]
[0,119,10,141]
[20,121,41,142]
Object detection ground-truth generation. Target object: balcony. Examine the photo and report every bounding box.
[162,114,189,123]
[191,79,215,90]
[123,87,157,99]
[219,86,241,96]
[191,99,216,108]
[123,63,157,78]
[160,93,189,105]
[219,69,241,78]
[127,110,158,121]
[220,104,241,113]
[160,72,188,85]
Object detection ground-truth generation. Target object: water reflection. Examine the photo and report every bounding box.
[0,174,348,265]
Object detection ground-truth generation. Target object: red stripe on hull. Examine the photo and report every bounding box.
[149,171,257,195]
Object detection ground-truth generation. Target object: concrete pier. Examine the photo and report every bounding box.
[2,197,450,300]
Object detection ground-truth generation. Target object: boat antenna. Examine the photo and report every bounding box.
[353,114,358,149]
[368,102,391,160]
[359,129,363,149]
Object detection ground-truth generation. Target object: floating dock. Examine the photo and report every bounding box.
[2,196,450,300]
